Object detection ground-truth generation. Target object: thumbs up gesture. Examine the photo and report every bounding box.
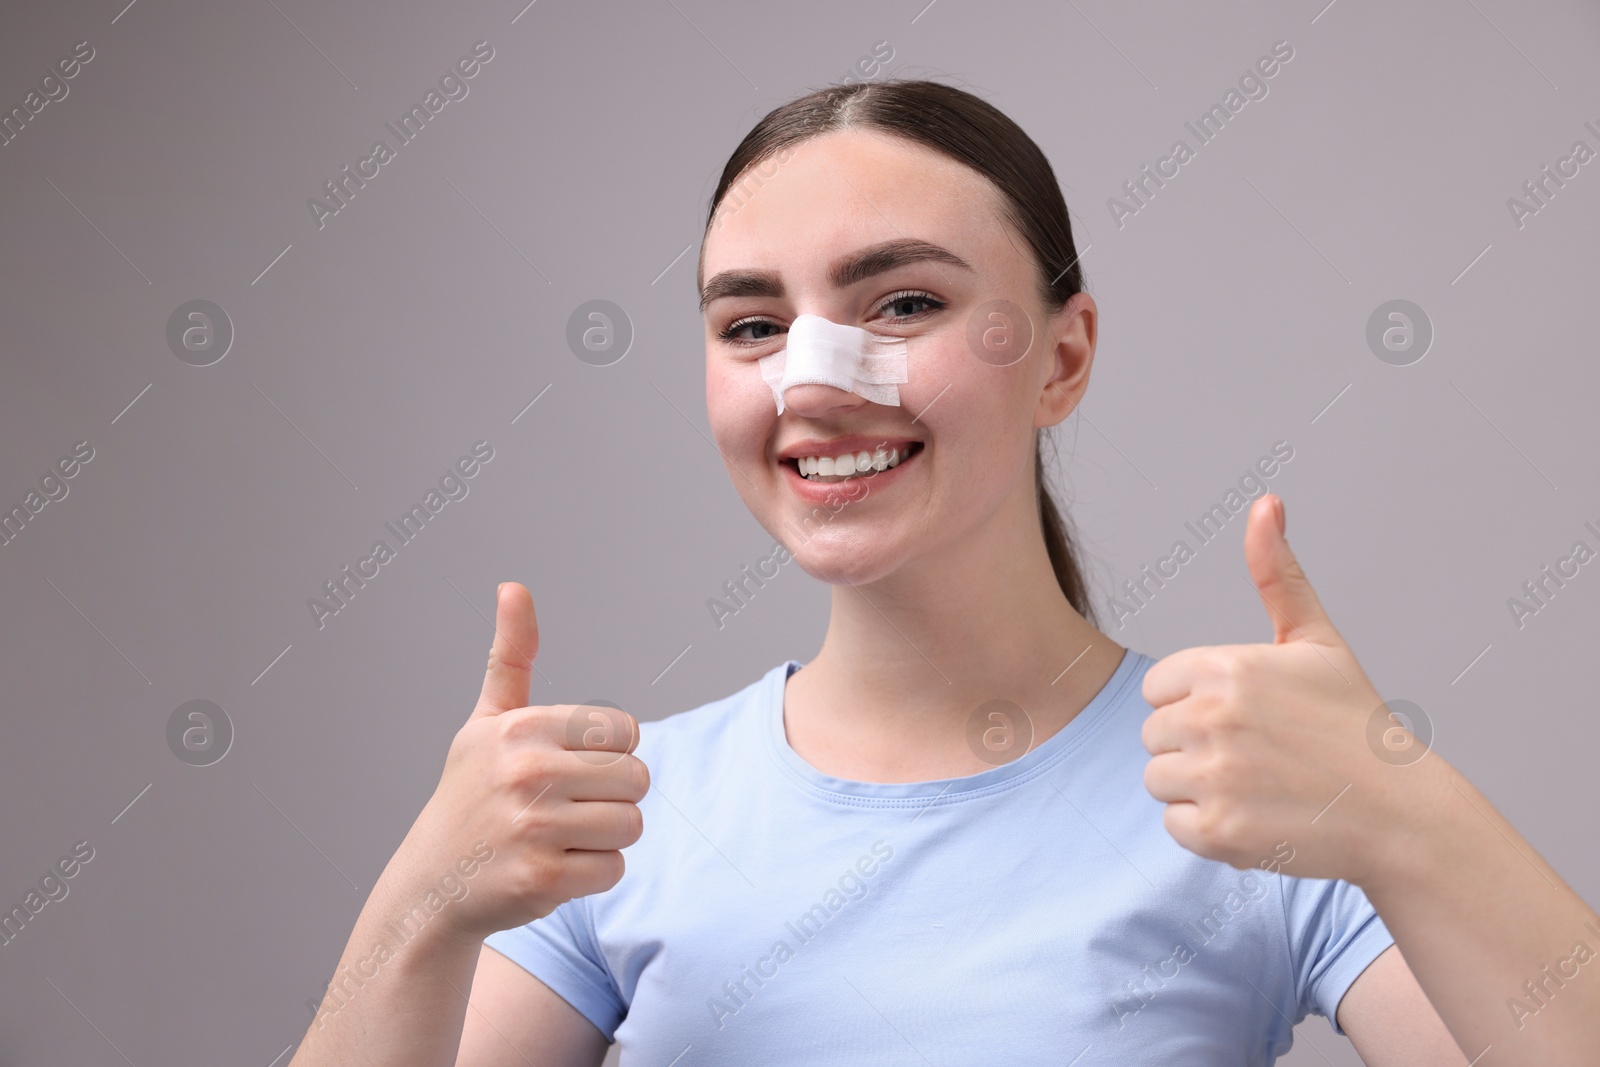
[1140,495,1410,886]
[392,582,651,943]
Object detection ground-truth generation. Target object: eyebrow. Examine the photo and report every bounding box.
[698,238,974,314]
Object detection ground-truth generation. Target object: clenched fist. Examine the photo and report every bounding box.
[1139,494,1417,889]
[395,582,651,944]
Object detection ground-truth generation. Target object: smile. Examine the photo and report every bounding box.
[789,442,923,481]
[778,441,925,503]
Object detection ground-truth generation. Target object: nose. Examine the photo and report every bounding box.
[779,382,871,420]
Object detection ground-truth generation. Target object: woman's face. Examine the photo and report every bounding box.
[700,128,1094,586]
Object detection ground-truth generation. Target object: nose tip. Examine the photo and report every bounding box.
[780,382,867,417]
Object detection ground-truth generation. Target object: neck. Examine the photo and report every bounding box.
[784,489,1125,781]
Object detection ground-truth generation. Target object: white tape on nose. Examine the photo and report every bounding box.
[757,314,909,415]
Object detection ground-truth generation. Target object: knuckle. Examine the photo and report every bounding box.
[510,802,552,838]
[495,707,533,743]
[1138,713,1159,751]
[1204,698,1244,736]
[1195,804,1228,848]
[596,850,626,890]
[520,746,559,781]
[622,803,644,843]
[533,706,565,738]
[1198,802,1246,854]
[1205,649,1248,686]
[566,853,617,899]
[500,748,553,792]
[1180,700,1215,740]
[1197,753,1235,796]
[625,756,651,799]
[1208,749,1243,786]
[515,851,561,898]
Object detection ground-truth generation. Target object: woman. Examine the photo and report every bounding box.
[291,79,1598,1066]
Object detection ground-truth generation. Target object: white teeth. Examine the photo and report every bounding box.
[793,445,917,481]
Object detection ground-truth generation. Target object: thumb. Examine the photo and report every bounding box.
[472,582,540,716]
[1246,494,1340,646]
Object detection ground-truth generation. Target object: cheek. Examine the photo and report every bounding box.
[912,346,1035,476]
[706,356,773,453]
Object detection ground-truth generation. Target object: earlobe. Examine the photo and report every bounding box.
[1032,384,1071,431]
[1034,293,1095,429]
[1035,362,1084,428]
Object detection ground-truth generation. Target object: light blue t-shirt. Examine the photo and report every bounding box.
[484,648,1395,1064]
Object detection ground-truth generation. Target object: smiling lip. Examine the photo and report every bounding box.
[776,434,923,462]
[779,440,924,504]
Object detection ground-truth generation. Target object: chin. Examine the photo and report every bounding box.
[785,534,904,587]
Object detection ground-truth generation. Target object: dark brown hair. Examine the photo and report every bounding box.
[698,78,1098,626]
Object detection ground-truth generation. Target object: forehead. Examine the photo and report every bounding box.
[701,128,1011,285]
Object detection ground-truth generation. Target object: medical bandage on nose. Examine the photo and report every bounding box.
[757,314,909,415]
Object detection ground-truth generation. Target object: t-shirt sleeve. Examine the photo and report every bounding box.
[482,895,626,1040]
[1280,874,1396,1036]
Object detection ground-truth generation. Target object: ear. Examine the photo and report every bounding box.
[1035,290,1096,430]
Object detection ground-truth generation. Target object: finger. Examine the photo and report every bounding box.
[1139,702,1194,757]
[1142,750,1198,804]
[474,582,540,717]
[562,704,639,758]
[1245,494,1340,646]
[561,800,646,852]
[1158,800,1208,859]
[551,849,626,901]
[573,753,650,803]
[543,752,650,803]
[1140,645,1216,709]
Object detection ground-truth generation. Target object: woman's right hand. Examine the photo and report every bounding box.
[388,581,649,945]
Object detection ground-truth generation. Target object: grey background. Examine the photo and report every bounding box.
[2,0,1597,1063]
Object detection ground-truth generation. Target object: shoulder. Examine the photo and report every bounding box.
[633,660,792,772]
[1062,646,1162,762]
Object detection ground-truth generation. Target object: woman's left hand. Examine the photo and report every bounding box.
[1139,493,1432,887]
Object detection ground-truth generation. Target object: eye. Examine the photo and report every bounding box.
[877,290,946,321]
[714,291,947,346]
[717,317,783,344]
